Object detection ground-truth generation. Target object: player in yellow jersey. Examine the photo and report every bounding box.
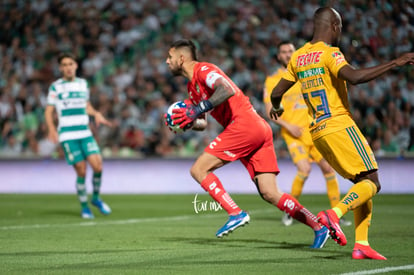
[270,7,414,260]
[263,41,351,227]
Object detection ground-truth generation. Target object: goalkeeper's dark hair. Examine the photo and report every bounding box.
[57,52,77,64]
[170,39,198,61]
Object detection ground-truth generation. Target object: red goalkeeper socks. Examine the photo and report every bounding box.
[277,193,321,230]
[201,173,241,215]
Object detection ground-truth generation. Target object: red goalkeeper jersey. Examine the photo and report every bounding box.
[187,62,256,128]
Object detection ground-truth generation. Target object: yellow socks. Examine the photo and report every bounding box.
[333,179,377,218]
[291,171,308,198]
[325,172,340,208]
[354,199,372,245]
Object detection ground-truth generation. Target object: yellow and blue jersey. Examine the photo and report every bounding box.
[282,41,378,178]
[283,41,352,139]
[264,67,322,164]
[264,67,309,130]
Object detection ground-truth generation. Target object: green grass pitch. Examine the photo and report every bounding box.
[0,194,413,274]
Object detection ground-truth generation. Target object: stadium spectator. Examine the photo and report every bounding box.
[0,0,413,160]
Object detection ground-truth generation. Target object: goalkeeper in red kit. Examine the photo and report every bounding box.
[165,39,332,248]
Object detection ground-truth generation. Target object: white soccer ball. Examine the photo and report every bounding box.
[165,101,191,133]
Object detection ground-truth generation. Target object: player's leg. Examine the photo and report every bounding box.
[250,124,321,231]
[191,152,241,215]
[191,151,249,237]
[84,137,111,215]
[332,175,378,221]
[255,172,319,228]
[291,159,311,199]
[283,140,311,226]
[62,140,93,219]
[316,158,340,208]
[286,141,310,200]
[86,153,102,201]
[73,160,94,219]
[320,135,380,222]
[247,123,329,248]
[316,156,351,226]
[196,119,270,237]
[282,158,311,226]
[315,125,379,247]
[352,199,386,260]
[324,171,384,257]
[254,172,329,248]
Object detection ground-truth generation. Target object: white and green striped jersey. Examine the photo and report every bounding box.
[47,77,92,142]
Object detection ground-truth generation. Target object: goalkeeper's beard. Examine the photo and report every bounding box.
[170,66,184,76]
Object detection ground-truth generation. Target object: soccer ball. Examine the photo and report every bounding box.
[165,101,192,133]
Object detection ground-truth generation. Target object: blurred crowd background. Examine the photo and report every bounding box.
[1,0,413,160]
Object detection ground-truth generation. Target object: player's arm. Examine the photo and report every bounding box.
[338,52,414,85]
[264,101,303,138]
[270,78,295,120]
[86,102,112,127]
[44,105,58,143]
[172,74,235,128]
[207,76,235,106]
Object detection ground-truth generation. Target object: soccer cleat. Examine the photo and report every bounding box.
[91,199,112,215]
[340,217,352,227]
[281,213,293,226]
[81,207,94,219]
[310,226,330,249]
[317,210,347,246]
[352,244,387,260]
[216,211,250,238]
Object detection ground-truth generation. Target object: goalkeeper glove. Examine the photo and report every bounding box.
[171,100,213,129]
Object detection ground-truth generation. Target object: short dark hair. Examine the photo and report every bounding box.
[277,41,294,50]
[57,52,77,64]
[170,39,198,61]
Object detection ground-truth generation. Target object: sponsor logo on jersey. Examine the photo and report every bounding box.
[209,141,217,149]
[332,51,346,65]
[209,181,221,195]
[296,51,323,67]
[310,122,327,134]
[224,150,236,158]
[283,199,296,210]
[87,142,98,152]
[66,99,86,107]
[342,192,359,205]
[297,67,325,79]
[332,51,342,58]
[201,66,209,71]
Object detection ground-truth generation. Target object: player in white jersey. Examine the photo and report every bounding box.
[45,52,112,219]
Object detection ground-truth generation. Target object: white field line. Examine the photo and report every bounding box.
[0,209,274,231]
[3,212,413,275]
[338,264,414,275]
[0,215,191,230]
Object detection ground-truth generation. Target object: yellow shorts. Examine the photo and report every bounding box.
[313,125,378,181]
[283,132,323,164]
